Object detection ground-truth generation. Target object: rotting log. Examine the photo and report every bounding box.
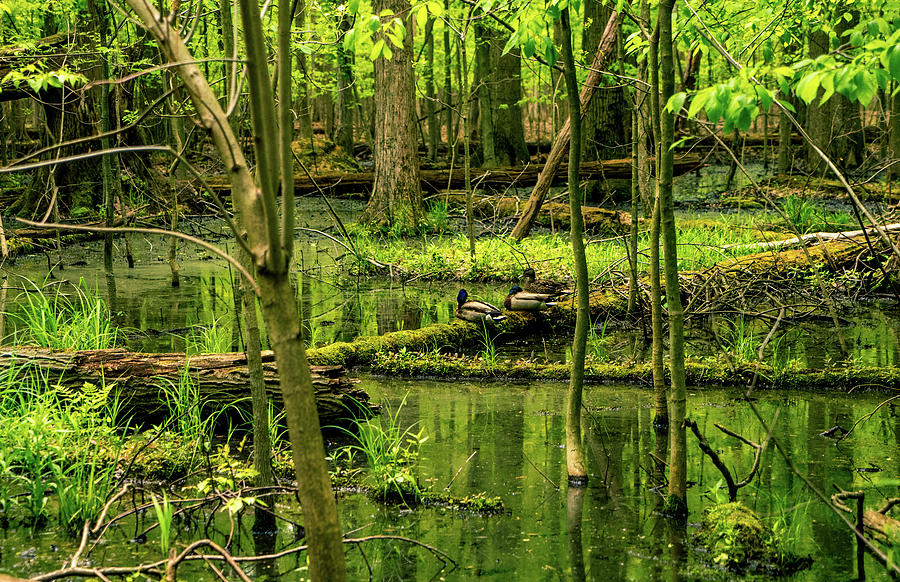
[0,347,372,426]
[196,155,701,197]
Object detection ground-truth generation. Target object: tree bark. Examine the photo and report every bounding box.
[0,346,370,425]
[491,34,529,166]
[125,0,348,578]
[777,93,793,174]
[294,0,313,140]
[659,0,687,519]
[424,16,439,160]
[361,0,423,230]
[892,88,900,183]
[560,7,588,485]
[334,12,355,156]
[582,0,626,200]
[510,8,621,241]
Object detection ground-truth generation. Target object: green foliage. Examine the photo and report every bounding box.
[335,394,428,503]
[151,492,174,555]
[0,361,124,531]
[695,502,810,575]
[186,318,234,355]
[11,278,118,350]
[779,195,853,234]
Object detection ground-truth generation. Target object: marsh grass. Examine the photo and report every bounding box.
[11,278,117,350]
[186,317,234,355]
[347,218,770,284]
[0,361,125,531]
[780,195,853,234]
[158,364,215,448]
[335,395,427,503]
[151,492,175,554]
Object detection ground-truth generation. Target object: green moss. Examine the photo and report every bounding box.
[423,491,505,513]
[694,502,810,575]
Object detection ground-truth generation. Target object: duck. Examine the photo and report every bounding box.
[504,285,557,311]
[520,267,573,296]
[455,289,506,324]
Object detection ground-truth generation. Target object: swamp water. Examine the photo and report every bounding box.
[2,378,899,580]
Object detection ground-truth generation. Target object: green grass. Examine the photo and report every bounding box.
[346,218,770,284]
[780,195,853,234]
[11,278,117,350]
[335,394,427,503]
[186,317,234,355]
[0,361,124,530]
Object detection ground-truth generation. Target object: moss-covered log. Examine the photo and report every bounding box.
[368,351,900,390]
[0,347,372,425]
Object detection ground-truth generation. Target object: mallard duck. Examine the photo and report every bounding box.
[520,267,573,296]
[504,285,557,311]
[455,289,506,323]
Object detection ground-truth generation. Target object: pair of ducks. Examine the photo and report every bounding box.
[455,269,567,324]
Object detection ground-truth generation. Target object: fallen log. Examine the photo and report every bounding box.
[0,347,373,426]
[445,194,635,233]
[723,223,900,252]
[196,155,702,197]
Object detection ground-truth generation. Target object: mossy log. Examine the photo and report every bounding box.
[197,155,701,197]
[0,347,372,425]
[369,351,900,390]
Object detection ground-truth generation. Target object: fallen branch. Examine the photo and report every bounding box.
[724,223,900,252]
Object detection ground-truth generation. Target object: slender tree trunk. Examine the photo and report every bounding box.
[460,28,475,258]
[361,0,423,230]
[560,7,588,485]
[91,0,117,273]
[442,0,453,156]
[777,93,793,174]
[294,0,313,140]
[891,88,900,183]
[627,107,640,314]
[334,12,355,155]
[124,1,347,578]
[424,16,439,160]
[659,0,687,519]
[648,17,667,430]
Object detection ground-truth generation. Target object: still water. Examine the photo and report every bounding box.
[2,378,897,580]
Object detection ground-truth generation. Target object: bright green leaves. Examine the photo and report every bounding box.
[410,0,442,31]
[2,65,87,94]
[343,1,408,61]
[672,76,764,134]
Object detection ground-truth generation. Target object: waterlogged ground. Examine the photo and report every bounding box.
[2,378,899,581]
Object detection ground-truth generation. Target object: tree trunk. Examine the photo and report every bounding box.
[334,12,355,156]
[777,93,793,174]
[560,6,588,485]
[361,0,423,231]
[581,0,626,201]
[424,16,439,161]
[474,22,496,167]
[491,35,529,166]
[510,9,621,241]
[442,0,453,157]
[659,0,687,519]
[891,88,900,183]
[125,0,348,578]
[294,0,313,140]
[0,346,370,425]
[648,18,667,430]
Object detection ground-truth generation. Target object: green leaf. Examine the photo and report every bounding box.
[776,99,796,113]
[415,6,426,31]
[348,0,359,13]
[687,87,710,118]
[386,31,403,49]
[666,92,687,114]
[794,72,820,105]
[889,46,900,81]
[523,39,535,59]
[819,72,835,105]
[343,28,357,51]
[370,38,385,60]
[383,44,393,60]
[754,85,772,110]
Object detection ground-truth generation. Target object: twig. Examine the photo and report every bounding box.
[445,450,478,490]
[522,451,560,490]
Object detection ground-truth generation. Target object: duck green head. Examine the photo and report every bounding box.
[508,285,523,295]
[457,289,468,305]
